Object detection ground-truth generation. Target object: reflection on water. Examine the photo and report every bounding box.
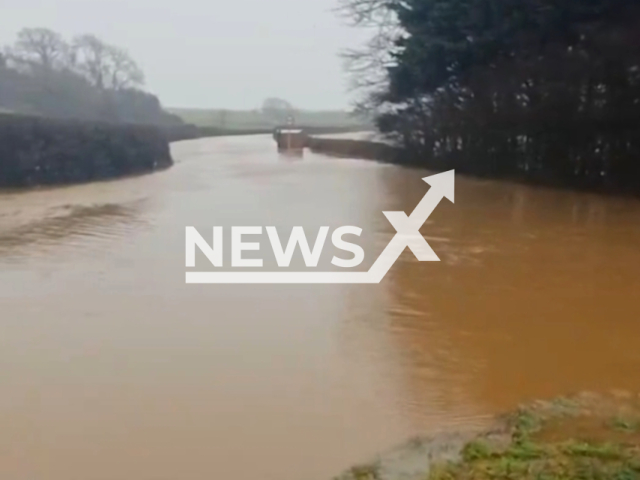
[380,171,640,422]
[1,135,640,480]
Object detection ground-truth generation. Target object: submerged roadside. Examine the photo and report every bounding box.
[306,134,640,197]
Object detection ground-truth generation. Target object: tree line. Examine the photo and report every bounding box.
[0,28,182,125]
[342,0,640,192]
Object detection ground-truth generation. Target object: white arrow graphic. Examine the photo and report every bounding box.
[186,170,454,284]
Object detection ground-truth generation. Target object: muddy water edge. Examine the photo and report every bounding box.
[1,135,640,480]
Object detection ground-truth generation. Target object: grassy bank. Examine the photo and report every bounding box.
[165,125,377,143]
[167,107,371,130]
[164,108,373,142]
[338,393,640,480]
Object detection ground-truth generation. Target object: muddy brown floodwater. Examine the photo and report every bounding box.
[1,135,640,480]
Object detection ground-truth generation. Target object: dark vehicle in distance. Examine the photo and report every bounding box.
[273,127,306,154]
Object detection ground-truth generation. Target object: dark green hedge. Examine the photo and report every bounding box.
[0,114,173,188]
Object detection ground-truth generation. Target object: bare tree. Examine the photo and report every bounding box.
[71,34,109,89]
[107,46,144,90]
[335,0,401,112]
[6,27,71,71]
[336,0,394,27]
[72,34,144,90]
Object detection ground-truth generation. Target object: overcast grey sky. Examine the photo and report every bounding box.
[1,0,370,110]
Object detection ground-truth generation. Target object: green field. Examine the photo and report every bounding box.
[167,107,371,130]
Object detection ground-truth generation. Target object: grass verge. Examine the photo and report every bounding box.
[429,393,640,480]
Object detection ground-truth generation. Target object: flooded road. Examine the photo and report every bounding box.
[1,135,640,480]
